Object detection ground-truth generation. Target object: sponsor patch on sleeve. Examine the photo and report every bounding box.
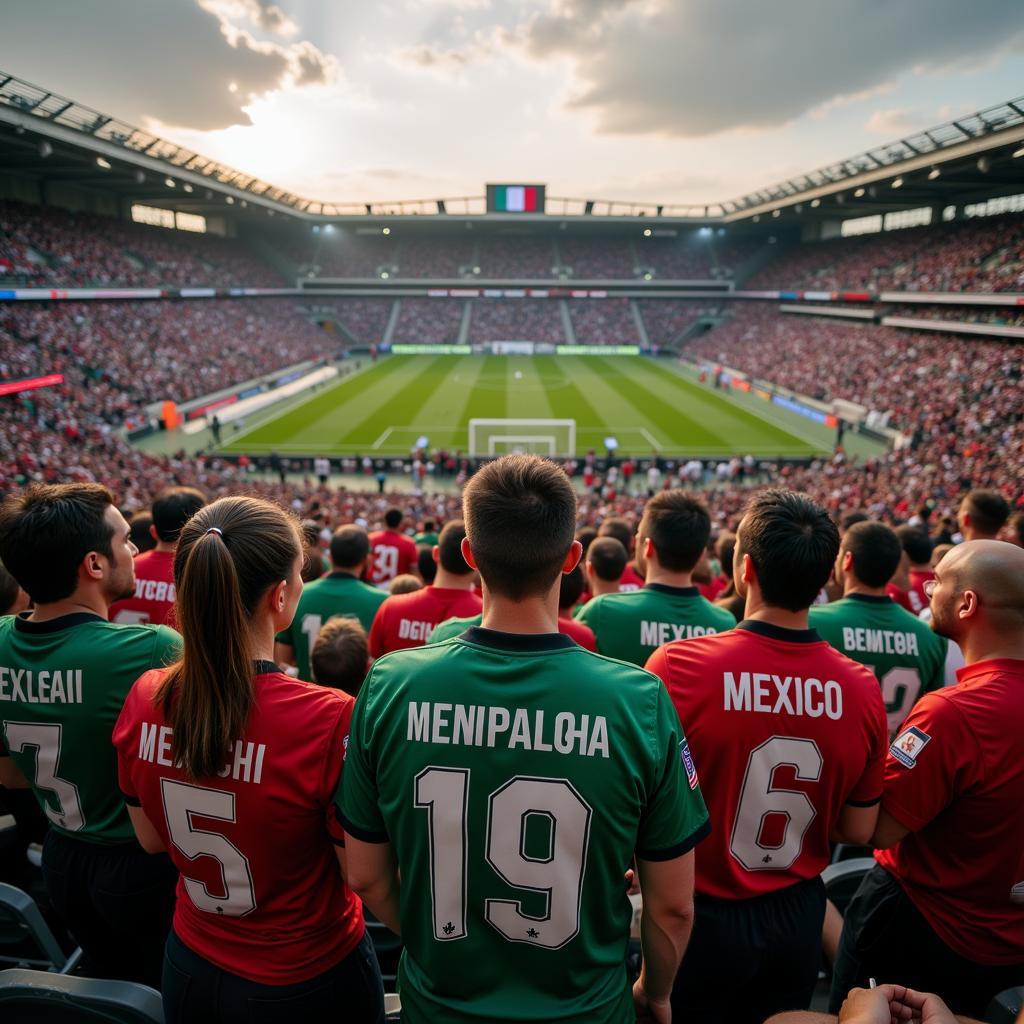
[890,725,931,769]
[680,740,699,790]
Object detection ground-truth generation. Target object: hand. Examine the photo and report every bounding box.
[633,978,670,1024]
[839,985,916,1024]
[895,988,960,1024]
[625,867,641,895]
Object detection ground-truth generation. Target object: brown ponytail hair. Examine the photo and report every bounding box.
[157,496,301,779]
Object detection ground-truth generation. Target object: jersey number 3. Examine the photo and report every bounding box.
[415,768,592,949]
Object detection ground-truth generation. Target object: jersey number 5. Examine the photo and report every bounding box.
[730,736,822,871]
[415,767,592,949]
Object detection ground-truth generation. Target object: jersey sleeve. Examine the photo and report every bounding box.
[112,676,146,806]
[150,625,183,668]
[367,602,388,660]
[635,681,710,861]
[845,677,889,806]
[319,694,354,846]
[573,598,601,641]
[881,692,978,832]
[336,673,389,843]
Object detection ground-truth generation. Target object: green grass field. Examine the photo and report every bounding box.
[218,354,826,458]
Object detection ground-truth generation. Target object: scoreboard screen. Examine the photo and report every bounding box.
[487,183,546,213]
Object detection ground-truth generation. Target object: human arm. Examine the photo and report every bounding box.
[632,851,696,1023]
[343,834,401,935]
[830,802,880,845]
[870,807,911,850]
[127,804,168,854]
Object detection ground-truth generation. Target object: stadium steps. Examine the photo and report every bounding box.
[245,232,302,284]
[630,300,651,348]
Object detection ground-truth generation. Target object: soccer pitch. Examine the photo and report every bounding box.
[218,354,826,458]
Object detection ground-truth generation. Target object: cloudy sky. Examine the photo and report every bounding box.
[3,0,1023,205]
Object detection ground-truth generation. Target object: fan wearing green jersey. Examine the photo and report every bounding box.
[575,490,736,666]
[810,521,951,737]
[275,524,386,680]
[341,455,709,1024]
[0,483,181,987]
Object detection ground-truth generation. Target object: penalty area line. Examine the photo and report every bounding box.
[371,426,394,449]
[639,428,663,451]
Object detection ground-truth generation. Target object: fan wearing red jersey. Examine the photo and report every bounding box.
[113,497,383,1024]
[367,507,418,587]
[831,540,1024,1019]
[109,487,206,626]
[558,564,597,650]
[368,520,481,657]
[646,490,887,1024]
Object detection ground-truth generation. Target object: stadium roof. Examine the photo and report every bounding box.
[2,69,1023,227]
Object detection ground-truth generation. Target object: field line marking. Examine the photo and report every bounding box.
[639,428,663,451]
[371,427,394,449]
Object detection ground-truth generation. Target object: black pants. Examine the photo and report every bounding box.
[831,864,1024,1018]
[41,828,177,988]
[162,927,385,1024]
[671,875,826,1024]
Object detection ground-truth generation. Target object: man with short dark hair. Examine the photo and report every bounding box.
[1006,509,1024,547]
[367,507,418,587]
[341,455,709,1024]
[109,486,206,626]
[310,617,369,697]
[811,521,949,736]
[584,536,628,598]
[368,520,481,657]
[275,524,387,680]
[647,490,887,1024]
[0,484,181,986]
[831,540,1024,1018]
[598,517,644,591]
[889,525,935,616]
[0,560,29,616]
[577,491,735,666]
[957,488,1010,541]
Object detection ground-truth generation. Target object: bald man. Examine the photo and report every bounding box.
[830,541,1024,1018]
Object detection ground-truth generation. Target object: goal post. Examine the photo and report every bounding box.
[468,418,577,457]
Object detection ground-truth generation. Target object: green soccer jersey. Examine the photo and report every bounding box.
[0,612,181,844]
[276,572,387,680]
[340,627,709,1024]
[427,613,483,644]
[414,532,439,547]
[574,584,736,666]
[809,593,948,736]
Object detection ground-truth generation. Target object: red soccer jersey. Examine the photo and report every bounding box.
[109,549,176,626]
[367,529,418,586]
[368,586,482,658]
[558,614,597,651]
[875,658,1024,965]
[907,569,935,616]
[114,664,364,985]
[647,620,887,900]
[619,562,644,592]
[885,582,914,614]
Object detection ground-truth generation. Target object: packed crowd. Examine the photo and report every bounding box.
[558,235,638,278]
[0,199,282,288]
[393,235,476,278]
[751,214,1024,294]
[639,234,763,280]
[568,297,641,346]
[886,305,1024,328]
[391,298,464,346]
[635,300,715,346]
[323,298,394,346]
[466,298,565,344]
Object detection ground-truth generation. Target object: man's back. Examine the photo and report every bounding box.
[810,594,947,735]
[108,548,176,626]
[648,621,887,900]
[876,658,1024,964]
[341,627,709,1024]
[368,585,482,657]
[277,572,387,679]
[368,529,417,586]
[576,584,736,666]
[0,613,180,842]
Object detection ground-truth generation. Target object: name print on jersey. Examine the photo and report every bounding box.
[723,672,843,720]
[137,721,267,785]
[0,666,84,704]
[640,621,719,646]
[841,627,920,656]
[407,701,610,758]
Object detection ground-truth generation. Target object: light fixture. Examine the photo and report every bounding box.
[752,215,760,223]
[810,198,821,208]
[381,271,390,279]
[643,228,652,237]
[96,156,111,170]
[854,187,865,198]
[1013,145,1024,158]
[928,167,941,180]
[891,177,903,189]
[772,208,781,218]
[225,196,234,204]
[164,177,175,188]
[183,183,193,193]
[643,272,653,281]
[382,226,391,235]
[977,156,991,173]
[38,141,53,158]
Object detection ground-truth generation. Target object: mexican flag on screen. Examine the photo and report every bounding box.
[494,185,539,212]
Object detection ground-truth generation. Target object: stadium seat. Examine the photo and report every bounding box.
[0,882,80,973]
[385,992,402,1021]
[985,986,1023,1024]
[0,968,163,1023]
[821,857,875,917]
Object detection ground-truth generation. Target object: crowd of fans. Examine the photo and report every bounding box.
[752,214,1024,293]
[568,297,641,346]
[391,298,464,346]
[466,298,565,344]
[321,298,393,345]
[0,200,282,288]
[636,300,716,346]
[886,305,1024,328]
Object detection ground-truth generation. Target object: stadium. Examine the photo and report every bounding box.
[1,8,1023,1024]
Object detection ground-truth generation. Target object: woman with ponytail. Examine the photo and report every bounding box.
[114,496,384,1022]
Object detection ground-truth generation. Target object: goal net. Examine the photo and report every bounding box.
[468,418,577,457]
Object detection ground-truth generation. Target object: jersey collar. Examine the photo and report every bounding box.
[14,611,106,633]
[461,626,575,652]
[737,619,821,644]
[645,583,700,597]
[254,659,281,675]
[846,592,893,604]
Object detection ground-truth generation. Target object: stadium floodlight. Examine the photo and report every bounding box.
[643,228,652,237]
[381,271,390,279]
[771,209,781,218]
[164,177,175,188]
[891,177,904,189]
[810,198,821,208]
[38,141,53,158]
[225,196,234,204]
[383,227,391,235]
[854,187,865,197]
[183,183,193,193]
[96,156,111,170]
[928,167,941,179]
[1014,145,1024,158]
